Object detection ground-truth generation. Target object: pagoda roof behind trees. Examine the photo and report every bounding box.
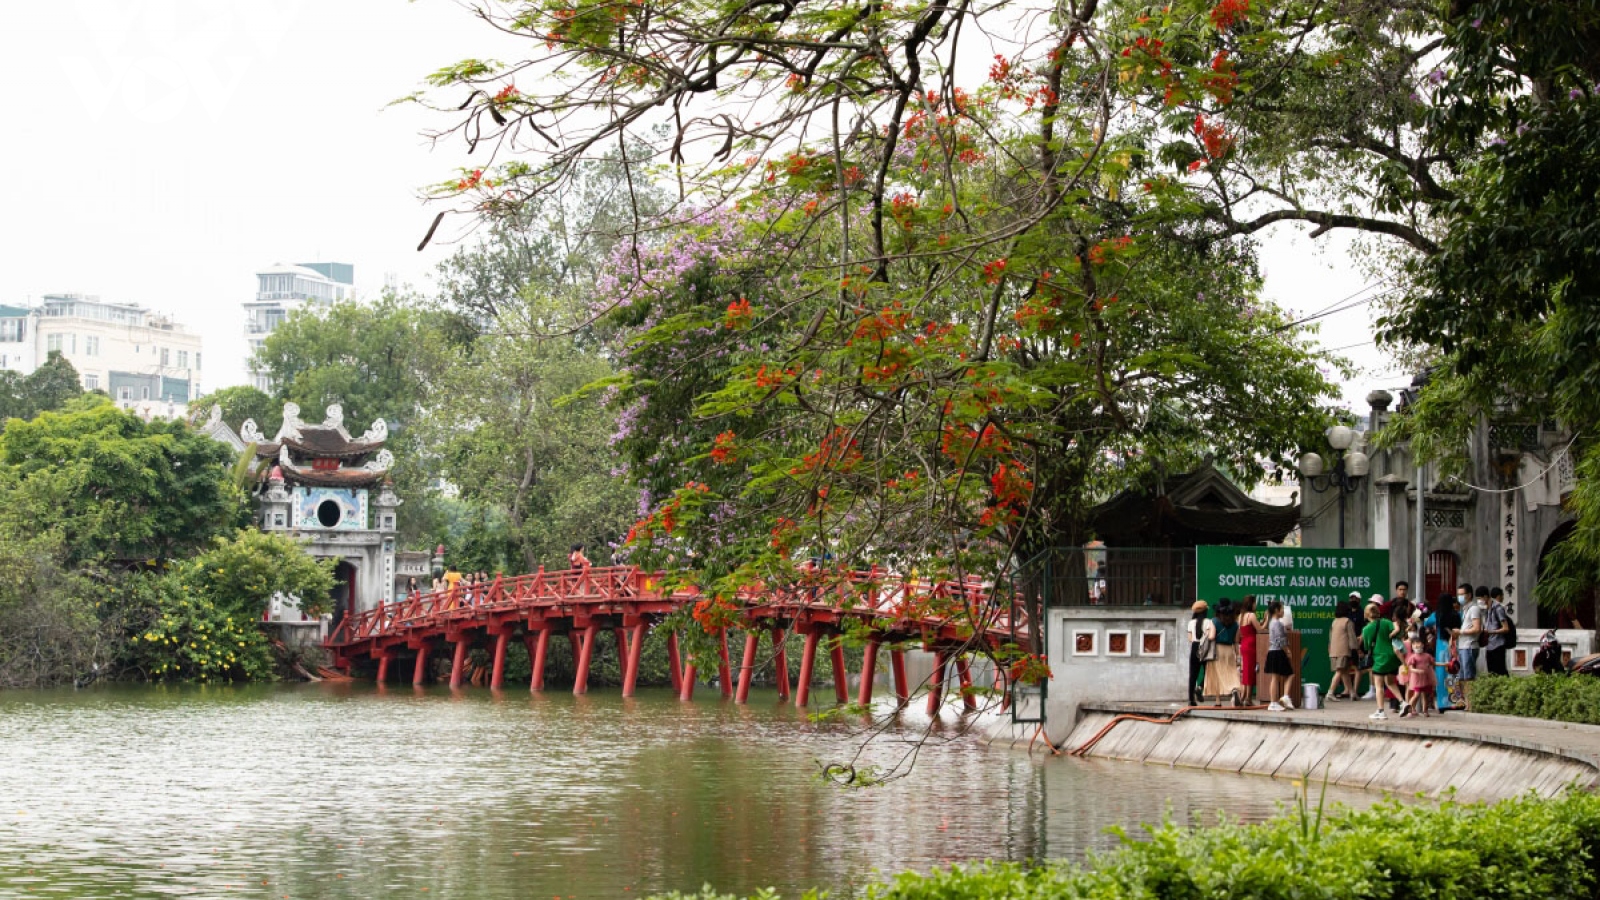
[254,426,384,460]
[1088,459,1300,548]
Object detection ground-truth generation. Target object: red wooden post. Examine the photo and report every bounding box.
[449,638,470,689]
[376,653,390,684]
[955,656,976,711]
[795,631,820,707]
[667,631,683,693]
[857,639,879,706]
[489,632,509,690]
[530,630,550,691]
[829,636,848,704]
[717,629,733,700]
[735,630,759,704]
[679,662,697,701]
[573,623,599,695]
[622,623,646,697]
[926,651,948,716]
[771,627,791,701]
[891,648,910,705]
[613,627,628,673]
[412,644,430,686]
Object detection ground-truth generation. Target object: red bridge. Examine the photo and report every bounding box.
[326,565,1032,714]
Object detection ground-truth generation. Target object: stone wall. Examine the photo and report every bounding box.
[1043,607,1190,740]
[1063,705,1598,803]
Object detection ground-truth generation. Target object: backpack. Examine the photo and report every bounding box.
[1499,604,1517,648]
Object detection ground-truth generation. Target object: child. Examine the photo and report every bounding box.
[1404,629,1438,717]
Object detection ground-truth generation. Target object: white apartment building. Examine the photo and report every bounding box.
[0,294,203,407]
[0,304,38,374]
[245,262,353,391]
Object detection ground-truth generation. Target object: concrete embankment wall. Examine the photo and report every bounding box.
[1058,707,1598,803]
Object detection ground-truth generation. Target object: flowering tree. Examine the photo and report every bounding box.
[408,0,1341,684]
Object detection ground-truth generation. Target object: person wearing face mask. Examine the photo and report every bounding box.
[1457,583,1486,691]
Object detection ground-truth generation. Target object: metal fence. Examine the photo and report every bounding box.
[1015,546,1197,608]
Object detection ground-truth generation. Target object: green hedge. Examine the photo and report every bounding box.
[1469,674,1600,725]
[654,789,1600,899]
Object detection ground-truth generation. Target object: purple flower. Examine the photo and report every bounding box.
[1488,136,1507,147]
[1571,88,1585,100]
[1427,69,1445,85]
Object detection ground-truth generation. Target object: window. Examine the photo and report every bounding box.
[46,334,62,353]
[160,348,170,366]
[118,387,131,401]
[177,350,189,368]
[0,319,22,342]
[140,386,149,400]
[84,336,99,356]
[195,352,201,370]
[83,374,99,390]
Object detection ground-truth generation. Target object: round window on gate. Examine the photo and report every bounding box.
[317,499,342,528]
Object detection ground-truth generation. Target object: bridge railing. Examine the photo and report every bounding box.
[327,564,1030,647]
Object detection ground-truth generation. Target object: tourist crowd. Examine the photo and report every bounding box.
[1189,581,1517,718]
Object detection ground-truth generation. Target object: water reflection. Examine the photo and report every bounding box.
[0,684,1379,898]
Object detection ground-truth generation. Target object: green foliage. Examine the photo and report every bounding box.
[1468,674,1600,726]
[645,790,1600,899]
[0,529,121,688]
[121,530,334,681]
[0,397,246,565]
[0,351,86,425]
[189,385,281,438]
[1377,0,1600,611]
[121,573,277,682]
[179,529,336,618]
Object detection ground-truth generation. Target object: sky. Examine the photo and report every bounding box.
[0,0,1401,407]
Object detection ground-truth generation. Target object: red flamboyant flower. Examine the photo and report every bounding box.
[710,431,737,465]
[1210,0,1249,29]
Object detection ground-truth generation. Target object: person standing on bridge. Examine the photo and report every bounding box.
[570,544,592,569]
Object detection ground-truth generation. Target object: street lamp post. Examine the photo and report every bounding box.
[1297,425,1371,549]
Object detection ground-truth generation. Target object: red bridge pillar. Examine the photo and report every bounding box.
[857,639,880,706]
[891,648,910,706]
[735,630,758,704]
[412,644,431,686]
[573,623,598,695]
[529,629,550,692]
[771,627,790,701]
[489,632,509,689]
[667,631,683,694]
[621,622,645,698]
[375,652,391,685]
[717,629,733,700]
[795,631,820,707]
[449,637,470,689]
[679,659,697,701]
[955,656,976,711]
[926,651,948,716]
[829,637,848,704]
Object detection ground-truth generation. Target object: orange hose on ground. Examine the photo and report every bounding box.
[1069,703,1269,757]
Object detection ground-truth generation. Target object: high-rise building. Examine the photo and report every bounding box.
[244,262,354,391]
[0,294,202,412]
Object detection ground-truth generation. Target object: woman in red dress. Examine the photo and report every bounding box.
[1237,595,1260,705]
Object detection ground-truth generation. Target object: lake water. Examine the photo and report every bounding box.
[0,684,1379,898]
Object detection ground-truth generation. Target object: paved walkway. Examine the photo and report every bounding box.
[1085,697,1600,772]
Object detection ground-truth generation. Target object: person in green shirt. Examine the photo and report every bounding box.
[1362,602,1400,721]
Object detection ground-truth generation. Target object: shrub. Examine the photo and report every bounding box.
[1469,674,1600,726]
[646,789,1600,900]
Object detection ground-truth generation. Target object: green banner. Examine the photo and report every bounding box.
[1195,546,1391,690]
